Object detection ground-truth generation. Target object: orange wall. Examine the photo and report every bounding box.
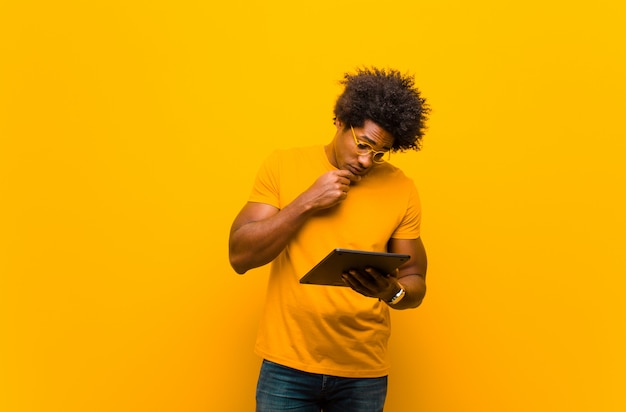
[1,1,625,411]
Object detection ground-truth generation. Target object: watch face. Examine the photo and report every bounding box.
[389,287,405,304]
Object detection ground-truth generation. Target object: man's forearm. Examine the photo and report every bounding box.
[229,198,315,274]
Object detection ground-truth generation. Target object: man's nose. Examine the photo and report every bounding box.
[357,153,373,168]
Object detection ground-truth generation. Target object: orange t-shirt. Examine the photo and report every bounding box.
[249,146,421,378]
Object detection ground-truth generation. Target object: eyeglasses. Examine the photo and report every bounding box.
[350,125,389,164]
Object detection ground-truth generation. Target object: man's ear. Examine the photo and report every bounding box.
[334,118,345,130]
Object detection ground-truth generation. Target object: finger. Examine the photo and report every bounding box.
[335,169,354,178]
[342,273,371,297]
[348,269,379,292]
[336,169,361,183]
[365,267,390,282]
[364,267,396,289]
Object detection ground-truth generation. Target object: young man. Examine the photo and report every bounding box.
[229,67,431,412]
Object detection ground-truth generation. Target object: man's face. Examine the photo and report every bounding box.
[333,119,394,177]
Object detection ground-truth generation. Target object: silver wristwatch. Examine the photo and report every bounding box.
[387,286,406,305]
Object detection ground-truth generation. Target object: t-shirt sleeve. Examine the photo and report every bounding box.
[391,182,421,239]
[248,150,281,208]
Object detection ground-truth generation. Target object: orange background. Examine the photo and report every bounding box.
[1,1,625,411]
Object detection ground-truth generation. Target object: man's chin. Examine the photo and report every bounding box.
[345,165,362,176]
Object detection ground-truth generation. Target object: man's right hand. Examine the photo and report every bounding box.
[302,170,361,211]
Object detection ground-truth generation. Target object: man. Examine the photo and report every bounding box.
[229,67,430,412]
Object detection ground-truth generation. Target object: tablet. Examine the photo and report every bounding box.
[299,248,410,286]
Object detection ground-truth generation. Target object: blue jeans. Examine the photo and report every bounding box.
[256,360,388,412]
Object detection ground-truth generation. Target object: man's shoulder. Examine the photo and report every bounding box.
[371,162,412,182]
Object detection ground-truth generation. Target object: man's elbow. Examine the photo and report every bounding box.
[233,267,248,275]
[229,244,272,274]
[229,254,249,275]
[228,238,250,274]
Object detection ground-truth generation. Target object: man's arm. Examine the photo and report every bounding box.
[228,201,309,274]
[228,169,360,274]
[341,237,427,309]
[385,237,427,309]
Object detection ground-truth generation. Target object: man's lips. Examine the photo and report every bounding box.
[348,165,367,176]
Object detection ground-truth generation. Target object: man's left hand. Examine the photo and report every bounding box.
[342,267,400,302]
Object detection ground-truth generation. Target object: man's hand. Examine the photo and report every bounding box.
[301,170,361,211]
[341,267,400,302]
